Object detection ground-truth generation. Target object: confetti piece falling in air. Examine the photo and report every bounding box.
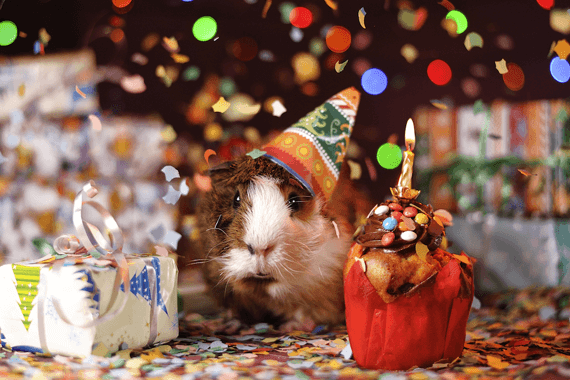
[75,86,87,99]
[88,115,102,131]
[332,220,340,239]
[326,26,351,53]
[415,242,429,261]
[503,62,525,91]
[495,59,508,74]
[427,59,452,86]
[289,7,312,28]
[204,149,216,166]
[271,100,287,116]
[193,16,217,41]
[438,0,455,11]
[554,39,570,59]
[361,68,388,95]
[161,165,180,182]
[154,246,169,257]
[446,10,468,34]
[434,209,453,226]
[334,60,348,73]
[324,0,338,10]
[262,0,272,18]
[550,9,570,34]
[518,169,535,176]
[0,21,17,46]
[162,186,182,205]
[347,160,362,180]
[400,44,418,63]
[18,84,25,97]
[162,36,179,53]
[550,57,570,83]
[18,31,26,38]
[171,53,190,63]
[430,100,448,110]
[464,32,483,50]
[536,0,554,10]
[376,143,402,169]
[212,97,231,113]
[358,8,366,29]
[246,149,266,159]
[163,230,182,250]
[236,103,261,116]
[180,178,190,195]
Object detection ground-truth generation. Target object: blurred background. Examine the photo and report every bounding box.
[1,0,570,310]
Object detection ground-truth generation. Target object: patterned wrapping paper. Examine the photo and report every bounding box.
[0,255,179,358]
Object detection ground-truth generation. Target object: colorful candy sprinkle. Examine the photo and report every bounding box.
[382,217,397,231]
[398,221,409,231]
[382,232,395,246]
[401,230,417,241]
[374,205,389,215]
[403,206,418,218]
[389,203,403,211]
[414,213,429,225]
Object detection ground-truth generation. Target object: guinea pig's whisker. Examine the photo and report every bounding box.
[206,226,229,239]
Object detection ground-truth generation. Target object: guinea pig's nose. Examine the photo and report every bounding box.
[247,244,275,256]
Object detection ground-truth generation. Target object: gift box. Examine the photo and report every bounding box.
[344,245,474,370]
[0,255,178,357]
[0,180,179,357]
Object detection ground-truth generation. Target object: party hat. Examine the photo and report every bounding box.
[256,87,360,201]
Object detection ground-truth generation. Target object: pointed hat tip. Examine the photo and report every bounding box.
[337,86,361,111]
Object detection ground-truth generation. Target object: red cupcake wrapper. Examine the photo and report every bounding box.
[344,253,474,371]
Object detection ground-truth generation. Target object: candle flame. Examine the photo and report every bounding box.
[405,118,415,151]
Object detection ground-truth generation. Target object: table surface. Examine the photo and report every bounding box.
[1,287,570,379]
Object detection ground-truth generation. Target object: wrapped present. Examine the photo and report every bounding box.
[0,181,179,357]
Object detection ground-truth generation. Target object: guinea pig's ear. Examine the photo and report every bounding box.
[206,161,234,186]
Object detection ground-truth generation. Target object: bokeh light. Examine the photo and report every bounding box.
[232,37,258,61]
[550,57,570,83]
[193,16,217,41]
[219,77,237,96]
[292,52,320,84]
[361,68,388,95]
[377,143,403,169]
[289,7,313,28]
[536,0,554,10]
[325,26,351,53]
[279,2,296,24]
[445,10,468,34]
[309,37,326,56]
[427,59,452,86]
[461,77,481,98]
[110,28,125,43]
[112,0,132,7]
[502,62,525,91]
[182,66,200,81]
[0,21,18,46]
[351,57,372,77]
[352,30,372,50]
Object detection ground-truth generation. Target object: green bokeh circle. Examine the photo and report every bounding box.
[445,10,468,34]
[0,21,18,46]
[376,143,403,169]
[192,16,217,42]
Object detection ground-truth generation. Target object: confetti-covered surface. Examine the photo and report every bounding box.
[2,287,570,379]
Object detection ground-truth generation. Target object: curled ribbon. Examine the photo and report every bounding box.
[38,181,160,354]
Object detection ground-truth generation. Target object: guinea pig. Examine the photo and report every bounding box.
[196,154,371,330]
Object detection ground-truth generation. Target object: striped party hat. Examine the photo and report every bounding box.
[257,87,360,201]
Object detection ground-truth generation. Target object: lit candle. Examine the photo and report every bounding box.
[396,118,415,189]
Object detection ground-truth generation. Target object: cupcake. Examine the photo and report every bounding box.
[343,195,474,370]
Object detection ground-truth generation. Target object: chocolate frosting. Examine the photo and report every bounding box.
[355,198,444,255]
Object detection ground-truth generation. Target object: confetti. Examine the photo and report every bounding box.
[75,85,87,99]
[495,59,508,74]
[261,0,272,18]
[334,60,348,73]
[180,178,190,195]
[237,103,262,116]
[171,53,190,63]
[193,16,217,41]
[88,114,102,131]
[161,165,180,182]
[438,0,455,11]
[18,83,25,97]
[324,0,338,11]
[347,160,362,180]
[212,97,231,113]
[464,32,483,50]
[246,149,266,159]
[358,8,366,29]
[518,169,537,176]
[415,242,429,261]
[430,100,448,110]
[554,39,570,60]
[163,230,182,249]
[453,253,472,266]
[162,186,182,205]
[331,220,340,239]
[271,100,287,116]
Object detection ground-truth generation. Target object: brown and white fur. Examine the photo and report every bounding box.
[196,155,370,330]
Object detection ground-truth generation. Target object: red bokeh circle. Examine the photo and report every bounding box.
[503,62,525,91]
[427,59,452,86]
[289,7,313,29]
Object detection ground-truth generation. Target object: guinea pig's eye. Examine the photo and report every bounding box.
[287,192,301,213]
[233,191,241,209]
